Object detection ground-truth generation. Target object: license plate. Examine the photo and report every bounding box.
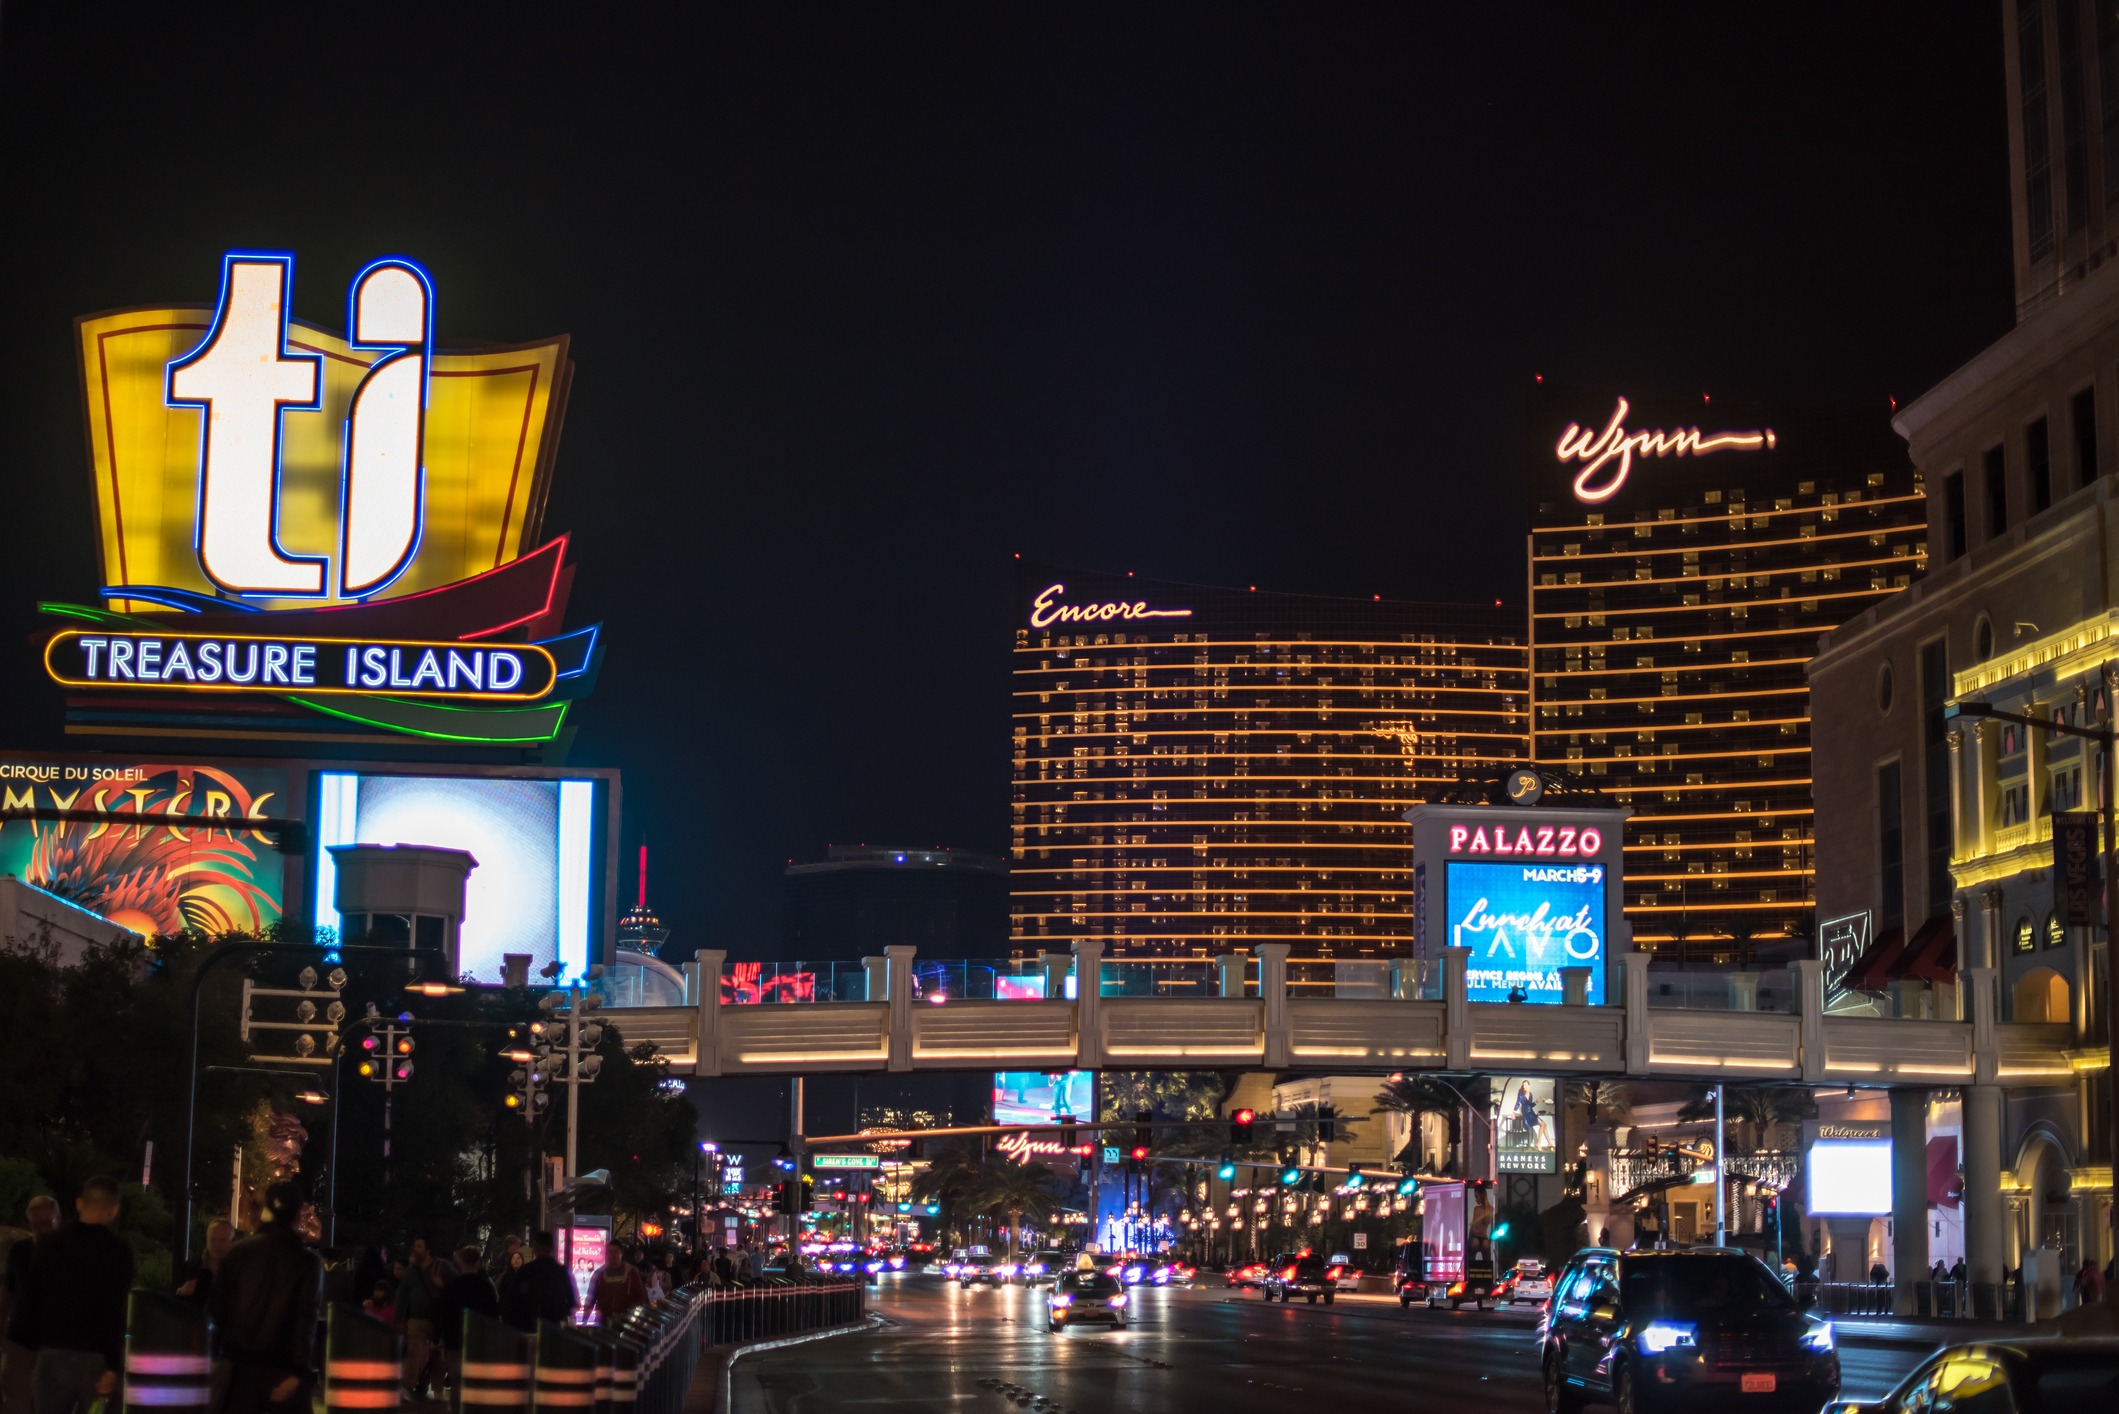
[1740,1374,1777,1394]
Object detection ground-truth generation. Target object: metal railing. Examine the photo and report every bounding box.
[696,1276,867,1346]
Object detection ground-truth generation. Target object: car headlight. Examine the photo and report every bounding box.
[1051,1294,1073,1307]
[1108,1294,1128,1307]
[1636,1322,1697,1355]
[1802,1323,1835,1353]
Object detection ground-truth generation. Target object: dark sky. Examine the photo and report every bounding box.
[0,5,2014,953]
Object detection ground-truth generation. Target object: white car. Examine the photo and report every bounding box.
[1498,1262,1553,1304]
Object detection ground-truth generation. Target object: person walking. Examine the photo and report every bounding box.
[499,1233,573,1334]
[208,1182,320,1414]
[587,1250,645,1329]
[396,1238,443,1399]
[2074,1258,2105,1308]
[19,1177,132,1414]
[0,1196,61,1414]
[711,1249,734,1289]
[176,1221,237,1309]
[433,1248,499,1392]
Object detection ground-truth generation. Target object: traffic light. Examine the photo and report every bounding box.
[1315,1107,1335,1144]
[1133,1108,1151,1153]
[1231,1107,1255,1144]
[1217,1159,1237,1182]
[1396,1175,1420,1196]
[1129,1145,1149,1167]
[1058,1113,1077,1149]
[1346,1163,1365,1189]
[1493,1221,1511,1241]
[1280,1166,1302,1186]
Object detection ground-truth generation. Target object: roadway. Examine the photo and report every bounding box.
[725,1276,1939,1413]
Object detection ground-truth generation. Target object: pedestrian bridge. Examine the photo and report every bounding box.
[604,942,2072,1088]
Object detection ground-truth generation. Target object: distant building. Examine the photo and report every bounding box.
[781,846,1008,963]
[617,844,673,957]
[1009,563,1526,971]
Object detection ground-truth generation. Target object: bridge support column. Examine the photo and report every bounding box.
[885,946,916,1072]
[1444,946,1471,1070]
[1963,1081,2006,1295]
[862,955,887,1003]
[1794,958,1825,1082]
[1890,1088,1930,1315]
[1072,939,1105,1068]
[1727,972,1759,1012]
[1217,953,1245,998]
[1255,943,1290,1068]
[1040,951,1070,999]
[1620,950,1649,1074]
[1560,966,1589,1006]
[692,948,725,1076]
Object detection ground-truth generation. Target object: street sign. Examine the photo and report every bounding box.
[2055,812,2100,927]
[812,1154,881,1170]
[1102,1146,1122,1165]
[1353,1232,1368,1249]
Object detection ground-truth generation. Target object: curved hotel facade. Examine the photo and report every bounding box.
[1009,564,1527,971]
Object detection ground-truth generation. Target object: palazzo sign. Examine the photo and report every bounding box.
[47,250,602,745]
[1406,782,1629,1007]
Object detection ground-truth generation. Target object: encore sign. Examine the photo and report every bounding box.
[1028,582,1192,629]
[1557,397,1775,504]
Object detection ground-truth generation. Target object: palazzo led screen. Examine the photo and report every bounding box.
[313,771,600,983]
[1445,859,1607,1005]
[993,1071,1094,1128]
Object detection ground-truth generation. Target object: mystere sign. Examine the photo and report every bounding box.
[46,631,555,701]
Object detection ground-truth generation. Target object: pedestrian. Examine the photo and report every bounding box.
[433,1248,499,1391]
[587,1250,646,1328]
[1868,1260,1889,1286]
[396,1237,443,1399]
[711,1248,734,1289]
[1,1195,62,1414]
[642,1260,665,1305]
[499,1233,574,1334]
[361,1281,396,1325]
[19,1176,132,1414]
[1950,1256,1967,1286]
[208,1182,320,1414]
[177,1221,237,1308]
[2074,1258,2105,1308]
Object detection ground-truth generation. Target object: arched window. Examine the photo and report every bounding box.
[1974,615,1995,660]
[2012,967,2070,1023]
[1878,662,1894,713]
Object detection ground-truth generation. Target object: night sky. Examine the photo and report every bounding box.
[0,6,2014,955]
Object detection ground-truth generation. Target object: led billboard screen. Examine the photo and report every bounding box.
[0,758,287,934]
[993,1071,1093,1128]
[1446,859,1606,1004]
[1807,1140,1892,1216]
[313,771,599,983]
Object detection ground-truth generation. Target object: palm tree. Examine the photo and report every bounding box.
[1374,1075,1489,1175]
[1564,1080,1632,1129]
[964,1159,1061,1257]
[910,1137,982,1245]
[1676,1086,1817,1154]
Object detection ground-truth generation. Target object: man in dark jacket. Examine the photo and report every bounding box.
[433,1248,500,1387]
[498,1232,574,1333]
[1,1194,61,1414]
[208,1182,320,1414]
[20,1177,132,1414]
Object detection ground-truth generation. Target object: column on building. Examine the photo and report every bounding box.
[1962,1083,2006,1308]
[1889,1088,1929,1316]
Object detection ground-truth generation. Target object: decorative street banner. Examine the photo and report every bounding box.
[1496,1076,1558,1174]
[1447,859,1606,1004]
[0,758,286,935]
[2054,811,2100,928]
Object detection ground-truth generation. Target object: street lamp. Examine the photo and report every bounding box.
[1948,698,2118,1204]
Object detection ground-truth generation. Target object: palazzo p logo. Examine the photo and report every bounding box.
[45,249,600,747]
[169,253,433,599]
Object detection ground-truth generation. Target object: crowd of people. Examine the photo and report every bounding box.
[0,1183,770,1414]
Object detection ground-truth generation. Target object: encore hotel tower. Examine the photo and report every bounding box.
[1010,563,1526,972]
[1528,389,1929,955]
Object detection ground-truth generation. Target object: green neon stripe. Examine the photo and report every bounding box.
[287,694,569,744]
[38,601,150,627]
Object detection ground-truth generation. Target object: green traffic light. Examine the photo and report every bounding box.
[1280,1167,1301,1185]
[1217,1163,1237,1181]
[1493,1221,1510,1240]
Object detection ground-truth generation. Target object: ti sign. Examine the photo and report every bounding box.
[49,251,600,747]
[1405,784,1628,1007]
[2054,812,2100,928]
[812,1154,882,1170]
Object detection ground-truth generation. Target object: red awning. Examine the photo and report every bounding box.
[1902,914,1957,983]
[1845,925,1907,990]
[1927,1136,1961,1208]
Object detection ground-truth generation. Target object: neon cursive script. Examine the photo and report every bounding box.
[1029,582,1193,629]
[1556,397,1774,504]
[1452,897,1601,963]
[996,1131,1079,1164]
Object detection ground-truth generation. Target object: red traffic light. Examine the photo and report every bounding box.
[1234,1108,1255,1125]
[1129,1145,1149,1162]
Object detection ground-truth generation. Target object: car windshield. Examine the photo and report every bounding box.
[1062,1274,1122,1295]
[1619,1257,1795,1318]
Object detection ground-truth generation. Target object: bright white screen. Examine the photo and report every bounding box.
[314,772,595,983]
[1807,1140,1892,1215]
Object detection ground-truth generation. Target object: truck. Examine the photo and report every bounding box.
[1396,1179,1500,1310]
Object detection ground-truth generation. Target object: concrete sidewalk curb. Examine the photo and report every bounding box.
[699,1315,889,1413]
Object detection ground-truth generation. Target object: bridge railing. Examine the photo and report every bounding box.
[634,947,2057,1083]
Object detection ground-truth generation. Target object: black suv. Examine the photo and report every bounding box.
[1540,1249,1838,1414]
[1262,1252,1333,1304]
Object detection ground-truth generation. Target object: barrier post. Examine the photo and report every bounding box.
[456,1312,533,1414]
[325,1304,403,1414]
[533,1320,599,1414]
[125,1291,211,1414]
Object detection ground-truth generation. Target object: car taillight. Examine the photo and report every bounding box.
[1326,1266,1343,1279]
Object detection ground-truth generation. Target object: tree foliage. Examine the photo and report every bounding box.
[962,1159,1060,1254]
[1675,1086,1816,1153]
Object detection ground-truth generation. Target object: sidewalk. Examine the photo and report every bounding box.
[1832,1313,2063,1350]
